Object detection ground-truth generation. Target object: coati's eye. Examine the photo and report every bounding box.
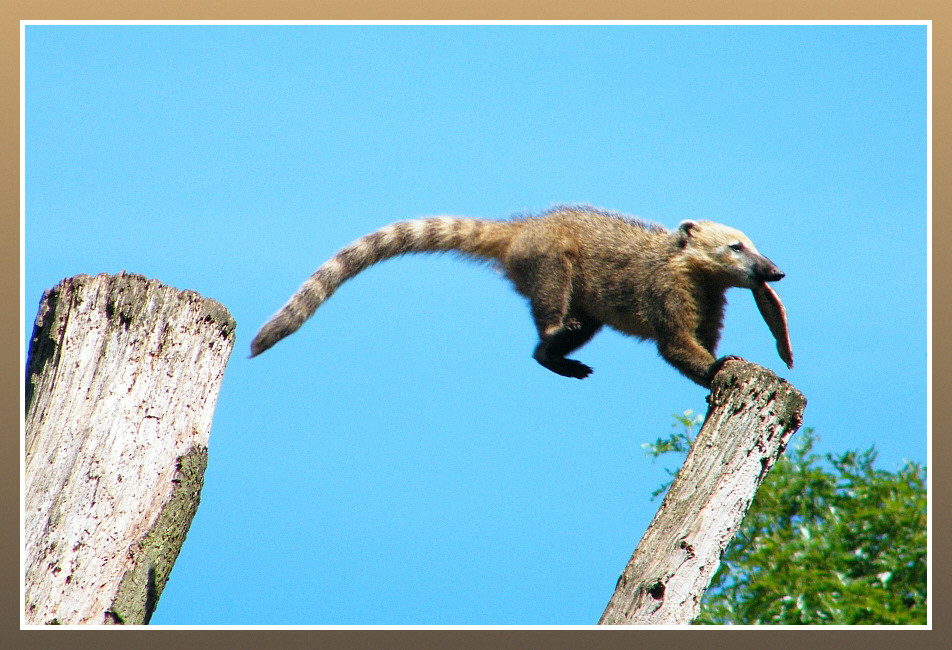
[729,242,745,252]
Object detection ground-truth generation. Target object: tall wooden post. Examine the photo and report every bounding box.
[600,361,806,625]
[24,273,235,625]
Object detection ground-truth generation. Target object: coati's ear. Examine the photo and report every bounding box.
[675,220,700,247]
[677,220,700,235]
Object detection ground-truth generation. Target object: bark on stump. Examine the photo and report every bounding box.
[24,273,236,625]
[599,361,806,625]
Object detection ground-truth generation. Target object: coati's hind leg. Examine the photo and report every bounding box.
[533,313,602,379]
[507,248,602,378]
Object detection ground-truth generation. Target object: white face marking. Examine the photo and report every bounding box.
[683,221,771,288]
[696,222,759,254]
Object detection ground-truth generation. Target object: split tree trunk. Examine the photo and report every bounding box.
[24,273,235,625]
[599,361,807,625]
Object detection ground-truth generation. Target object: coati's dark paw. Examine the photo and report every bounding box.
[534,349,593,379]
[558,359,593,379]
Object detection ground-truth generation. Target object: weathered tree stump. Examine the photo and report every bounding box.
[24,273,235,625]
[599,361,806,625]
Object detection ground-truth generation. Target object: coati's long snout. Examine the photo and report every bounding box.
[751,254,785,283]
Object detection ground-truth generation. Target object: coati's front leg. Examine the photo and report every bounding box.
[657,332,741,389]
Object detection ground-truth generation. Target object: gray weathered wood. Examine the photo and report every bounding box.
[24,273,235,625]
[599,361,806,625]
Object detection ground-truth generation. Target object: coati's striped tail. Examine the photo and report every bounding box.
[250,217,518,357]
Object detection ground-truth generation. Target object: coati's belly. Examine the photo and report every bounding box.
[589,303,654,340]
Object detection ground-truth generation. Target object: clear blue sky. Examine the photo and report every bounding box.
[24,24,927,625]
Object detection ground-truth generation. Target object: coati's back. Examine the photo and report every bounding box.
[503,207,677,338]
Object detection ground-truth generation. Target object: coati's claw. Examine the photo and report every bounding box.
[564,317,583,331]
[709,355,744,379]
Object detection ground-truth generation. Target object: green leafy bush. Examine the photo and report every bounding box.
[645,414,927,625]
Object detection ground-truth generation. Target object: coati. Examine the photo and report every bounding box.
[251,205,793,388]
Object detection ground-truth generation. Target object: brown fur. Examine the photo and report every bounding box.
[251,205,789,388]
